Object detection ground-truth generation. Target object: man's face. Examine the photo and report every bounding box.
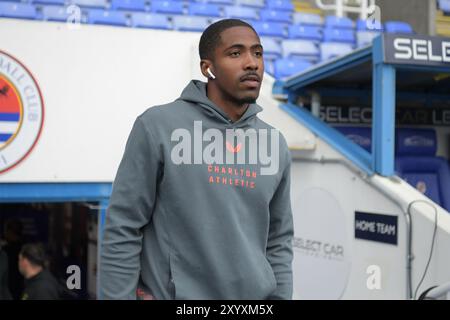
[210,26,264,105]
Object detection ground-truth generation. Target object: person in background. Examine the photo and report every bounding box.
[18,243,63,300]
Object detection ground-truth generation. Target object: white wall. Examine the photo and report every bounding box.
[0,19,201,182]
[290,138,450,299]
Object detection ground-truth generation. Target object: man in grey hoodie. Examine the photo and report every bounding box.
[100,19,293,300]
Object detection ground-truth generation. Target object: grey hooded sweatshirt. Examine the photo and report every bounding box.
[100,80,293,300]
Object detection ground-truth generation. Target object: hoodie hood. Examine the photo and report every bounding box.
[177,80,263,126]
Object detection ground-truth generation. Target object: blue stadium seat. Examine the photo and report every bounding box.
[196,0,234,5]
[87,9,128,26]
[131,12,171,29]
[42,5,73,22]
[384,21,414,34]
[69,0,108,9]
[173,15,209,32]
[274,58,312,78]
[264,58,275,76]
[356,18,383,31]
[267,0,294,12]
[356,30,380,47]
[151,1,185,15]
[335,127,450,211]
[260,9,291,23]
[111,0,146,12]
[224,6,259,21]
[395,128,437,157]
[252,21,286,38]
[325,15,354,29]
[282,39,320,62]
[320,42,353,61]
[0,2,37,20]
[323,28,355,44]
[32,0,66,5]
[292,12,322,26]
[188,3,221,17]
[395,128,450,211]
[236,0,265,8]
[260,37,282,60]
[438,0,450,13]
[333,126,372,152]
[288,24,322,41]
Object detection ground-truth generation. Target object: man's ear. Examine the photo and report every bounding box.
[200,59,213,79]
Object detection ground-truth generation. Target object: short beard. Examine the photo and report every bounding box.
[238,96,257,105]
[220,84,258,107]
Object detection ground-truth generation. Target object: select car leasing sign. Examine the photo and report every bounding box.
[384,34,450,66]
[0,50,44,174]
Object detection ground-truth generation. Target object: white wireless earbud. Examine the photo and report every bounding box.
[207,68,216,80]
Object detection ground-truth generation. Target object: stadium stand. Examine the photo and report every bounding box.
[335,126,450,212]
[436,0,450,36]
[0,0,416,79]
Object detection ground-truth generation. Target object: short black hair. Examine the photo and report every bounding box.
[20,243,47,268]
[199,19,258,60]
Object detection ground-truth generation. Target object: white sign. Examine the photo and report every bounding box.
[0,50,44,174]
[292,187,351,299]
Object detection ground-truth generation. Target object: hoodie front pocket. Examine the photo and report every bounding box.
[263,259,277,296]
